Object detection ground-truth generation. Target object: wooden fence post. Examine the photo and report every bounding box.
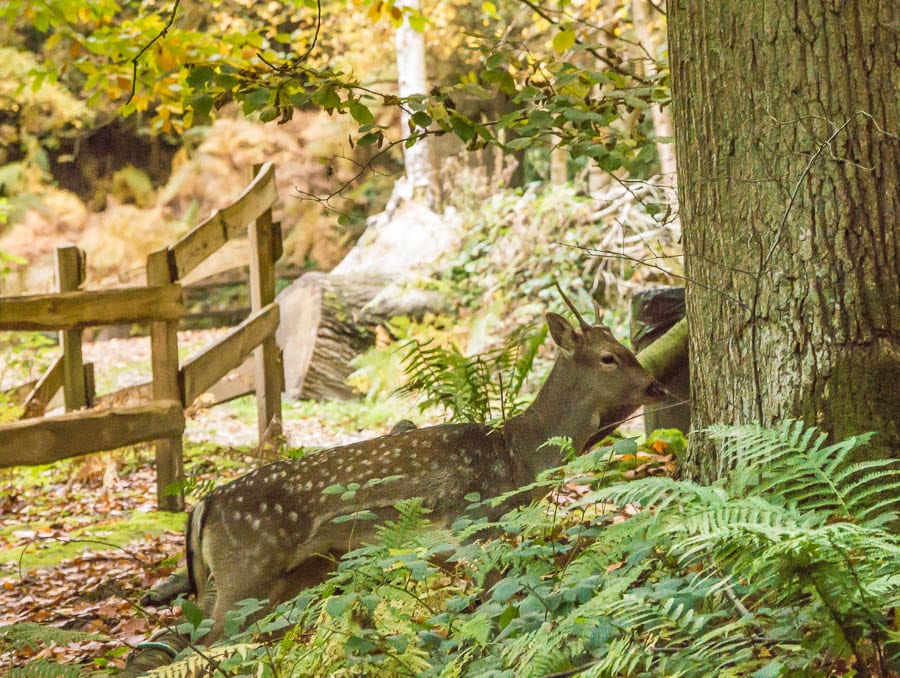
[147,249,185,512]
[55,245,88,411]
[248,170,282,448]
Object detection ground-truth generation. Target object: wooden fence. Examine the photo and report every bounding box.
[0,163,283,511]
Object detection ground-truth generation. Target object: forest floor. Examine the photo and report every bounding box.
[0,332,666,674]
[0,331,408,672]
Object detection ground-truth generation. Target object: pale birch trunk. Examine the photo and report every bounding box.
[395,0,436,208]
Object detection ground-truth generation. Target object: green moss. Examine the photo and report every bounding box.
[0,511,185,571]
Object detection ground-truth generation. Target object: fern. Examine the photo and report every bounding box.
[168,421,899,677]
[0,622,110,651]
[398,323,547,423]
[7,660,82,678]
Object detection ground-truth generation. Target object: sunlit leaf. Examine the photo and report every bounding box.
[553,29,577,53]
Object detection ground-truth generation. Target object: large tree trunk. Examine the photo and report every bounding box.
[669,1,899,481]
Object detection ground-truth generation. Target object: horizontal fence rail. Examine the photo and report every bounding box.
[0,400,185,468]
[0,163,284,511]
[0,285,184,331]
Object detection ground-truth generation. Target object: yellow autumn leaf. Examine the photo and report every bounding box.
[132,94,149,112]
[552,29,576,53]
[156,45,177,72]
[367,0,383,21]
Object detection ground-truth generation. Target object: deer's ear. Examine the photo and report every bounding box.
[546,312,578,351]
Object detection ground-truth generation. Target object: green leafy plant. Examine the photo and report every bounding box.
[398,321,547,424]
[183,421,898,677]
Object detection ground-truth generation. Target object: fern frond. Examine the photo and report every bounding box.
[708,421,889,524]
[594,476,727,516]
[0,622,110,651]
[7,659,83,678]
[148,642,261,677]
[374,497,432,549]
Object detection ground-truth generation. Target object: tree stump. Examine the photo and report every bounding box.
[275,200,461,401]
[276,272,382,400]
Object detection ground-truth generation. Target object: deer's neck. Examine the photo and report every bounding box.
[503,360,600,481]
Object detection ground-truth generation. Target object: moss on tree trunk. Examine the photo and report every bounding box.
[668,1,900,481]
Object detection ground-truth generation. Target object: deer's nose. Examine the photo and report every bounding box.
[645,381,669,402]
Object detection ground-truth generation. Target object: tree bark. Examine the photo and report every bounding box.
[276,273,381,400]
[669,1,900,481]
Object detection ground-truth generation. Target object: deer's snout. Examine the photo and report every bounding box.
[644,381,669,402]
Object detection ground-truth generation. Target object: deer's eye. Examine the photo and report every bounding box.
[599,353,618,366]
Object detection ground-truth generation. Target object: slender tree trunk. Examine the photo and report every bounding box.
[631,0,677,189]
[669,1,900,481]
[395,0,436,208]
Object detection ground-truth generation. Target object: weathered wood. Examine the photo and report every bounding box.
[3,379,38,406]
[0,285,184,331]
[248,200,282,440]
[20,356,65,419]
[276,273,381,400]
[170,163,277,279]
[202,359,256,406]
[182,303,280,406]
[147,250,185,512]
[83,362,96,408]
[56,246,87,410]
[94,381,153,410]
[0,400,184,468]
[276,199,454,401]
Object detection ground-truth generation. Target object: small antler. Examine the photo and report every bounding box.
[593,297,605,324]
[555,282,591,330]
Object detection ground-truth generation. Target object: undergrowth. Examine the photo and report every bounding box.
[168,421,899,677]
